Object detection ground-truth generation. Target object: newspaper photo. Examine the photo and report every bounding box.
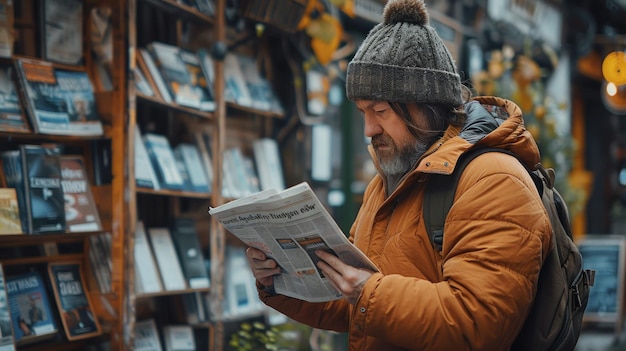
[209,182,378,302]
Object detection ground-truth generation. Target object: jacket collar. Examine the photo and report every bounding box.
[369,96,541,184]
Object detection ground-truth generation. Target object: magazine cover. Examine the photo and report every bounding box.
[134,319,162,351]
[146,42,200,109]
[15,58,103,136]
[0,188,22,235]
[143,133,185,191]
[5,271,57,345]
[20,144,66,234]
[0,63,29,133]
[42,0,83,65]
[1,151,28,233]
[48,262,101,341]
[178,49,215,112]
[60,156,102,232]
[0,264,16,351]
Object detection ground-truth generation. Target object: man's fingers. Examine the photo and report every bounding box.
[316,250,344,272]
[246,247,265,260]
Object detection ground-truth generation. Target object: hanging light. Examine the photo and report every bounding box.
[602,51,626,85]
[601,49,626,114]
[602,80,626,115]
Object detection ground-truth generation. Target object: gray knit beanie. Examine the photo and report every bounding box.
[346,0,463,106]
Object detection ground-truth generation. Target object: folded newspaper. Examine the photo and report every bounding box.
[209,182,378,302]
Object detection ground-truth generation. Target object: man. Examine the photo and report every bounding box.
[28,296,43,325]
[246,0,551,349]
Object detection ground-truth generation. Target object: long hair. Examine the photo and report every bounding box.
[389,85,472,142]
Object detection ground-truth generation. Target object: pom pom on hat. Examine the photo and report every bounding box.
[383,0,429,26]
[345,0,463,106]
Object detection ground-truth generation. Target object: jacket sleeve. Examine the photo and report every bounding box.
[353,153,552,350]
[257,282,351,332]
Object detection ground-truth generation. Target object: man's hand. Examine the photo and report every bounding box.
[315,250,374,305]
[246,247,281,288]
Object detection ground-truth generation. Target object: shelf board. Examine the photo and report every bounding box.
[136,287,211,299]
[139,0,213,25]
[2,253,84,266]
[136,93,215,120]
[0,131,109,143]
[227,102,285,119]
[18,334,108,351]
[0,231,102,247]
[136,186,212,199]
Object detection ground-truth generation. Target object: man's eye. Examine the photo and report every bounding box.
[374,109,387,114]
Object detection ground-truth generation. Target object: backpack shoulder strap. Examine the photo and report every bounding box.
[424,147,512,251]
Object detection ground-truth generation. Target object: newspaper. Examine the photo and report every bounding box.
[209,182,378,302]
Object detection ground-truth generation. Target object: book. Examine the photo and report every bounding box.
[0,188,22,235]
[60,155,102,232]
[194,0,215,16]
[146,42,202,110]
[1,151,28,233]
[147,227,187,291]
[304,67,329,116]
[20,144,66,234]
[91,139,113,185]
[88,234,112,294]
[0,0,13,58]
[231,147,260,196]
[134,221,163,294]
[197,49,216,105]
[223,53,252,107]
[0,263,16,351]
[178,292,208,324]
[177,0,196,8]
[137,48,171,102]
[209,182,378,302]
[237,55,281,112]
[48,261,102,340]
[253,138,285,191]
[5,271,58,345]
[173,143,210,193]
[14,58,103,136]
[100,232,113,272]
[0,63,29,133]
[41,0,83,65]
[162,325,195,351]
[177,49,215,111]
[134,319,162,351]
[89,5,113,91]
[134,66,156,97]
[172,149,193,193]
[170,218,210,289]
[193,131,214,194]
[134,127,160,190]
[143,133,185,191]
[223,245,264,318]
[242,153,261,195]
[40,242,59,256]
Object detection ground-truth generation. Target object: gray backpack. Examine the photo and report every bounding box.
[423,147,595,350]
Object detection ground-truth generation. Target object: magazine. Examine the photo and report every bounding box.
[0,63,29,133]
[48,262,102,340]
[59,155,102,232]
[5,272,57,345]
[0,263,16,351]
[42,0,83,65]
[209,182,377,302]
[15,58,103,136]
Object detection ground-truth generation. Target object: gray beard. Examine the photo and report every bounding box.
[379,140,429,177]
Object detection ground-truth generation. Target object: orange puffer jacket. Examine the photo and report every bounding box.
[259,96,552,351]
